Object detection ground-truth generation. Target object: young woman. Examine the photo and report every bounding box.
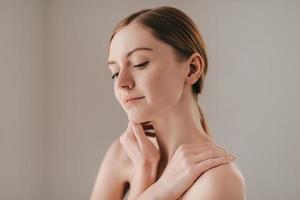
[91,6,246,200]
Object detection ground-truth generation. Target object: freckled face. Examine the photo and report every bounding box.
[108,23,186,123]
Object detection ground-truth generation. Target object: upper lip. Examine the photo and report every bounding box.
[123,96,145,104]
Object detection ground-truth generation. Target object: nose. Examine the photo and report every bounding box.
[115,68,134,90]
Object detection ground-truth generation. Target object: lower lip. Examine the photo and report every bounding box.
[125,97,145,107]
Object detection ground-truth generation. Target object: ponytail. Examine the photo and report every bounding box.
[196,103,211,137]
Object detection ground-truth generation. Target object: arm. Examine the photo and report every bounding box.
[135,181,168,200]
[90,139,129,200]
[123,122,238,200]
[134,145,237,200]
[127,163,158,200]
[121,122,161,200]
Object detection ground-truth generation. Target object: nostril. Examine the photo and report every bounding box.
[121,84,133,89]
[121,82,134,89]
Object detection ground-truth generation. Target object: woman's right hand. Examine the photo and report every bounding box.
[156,142,236,200]
[119,121,160,200]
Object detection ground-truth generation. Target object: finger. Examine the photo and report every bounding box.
[177,142,212,150]
[127,127,138,143]
[184,144,226,156]
[175,144,212,156]
[195,156,235,175]
[125,128,141,154]
[120,126,142,159]
[120,132,136,158]
[131,122,148,147]
[191,148,231,164]
[141,121,152,125]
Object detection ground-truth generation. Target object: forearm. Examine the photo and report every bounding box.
[128,163,178,200]
[127,163,159,200]
[128,172,156,199]
[135,179,175,200]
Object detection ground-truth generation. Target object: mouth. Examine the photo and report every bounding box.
[127,96,144,102]
[124,96,145,107]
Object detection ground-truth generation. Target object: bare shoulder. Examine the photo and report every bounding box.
[90,138,132,199]
[181,162,246,200]
[105,137,133,180]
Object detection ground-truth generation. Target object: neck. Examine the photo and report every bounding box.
[151,90,211,163]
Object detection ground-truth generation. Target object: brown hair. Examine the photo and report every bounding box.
[109,6,211,137]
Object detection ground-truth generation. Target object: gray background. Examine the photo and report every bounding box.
[0,0,299,200]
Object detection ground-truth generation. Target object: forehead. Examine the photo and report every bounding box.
[108,23,171,60]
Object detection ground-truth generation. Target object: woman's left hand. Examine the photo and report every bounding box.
[119,121,160,200]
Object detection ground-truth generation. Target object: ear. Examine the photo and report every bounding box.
[185,53,204,85]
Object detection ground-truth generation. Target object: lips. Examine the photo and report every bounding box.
[123,96,145,105]
[126,96,144,102]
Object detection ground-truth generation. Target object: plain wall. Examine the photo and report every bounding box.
[1,1,299,200]
[0,0,45,199]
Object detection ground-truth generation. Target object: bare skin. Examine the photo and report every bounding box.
[90,23,246,199]
[120,122,242,200]
[90,122,243,200]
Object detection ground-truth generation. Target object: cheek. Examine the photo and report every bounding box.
[145,68,183,105]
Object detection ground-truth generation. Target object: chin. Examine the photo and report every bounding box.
[126,110,153,124]
[127,114,148,124]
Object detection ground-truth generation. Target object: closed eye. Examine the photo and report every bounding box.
[134,61,149,68]
[111,73,119,80]
[111,61,149,80]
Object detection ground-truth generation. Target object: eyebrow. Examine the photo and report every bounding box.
[107,47,153,66]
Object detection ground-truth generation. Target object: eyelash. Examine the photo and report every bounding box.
[111,61,149,80]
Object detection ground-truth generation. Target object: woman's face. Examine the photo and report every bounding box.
[108,23,188,123]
